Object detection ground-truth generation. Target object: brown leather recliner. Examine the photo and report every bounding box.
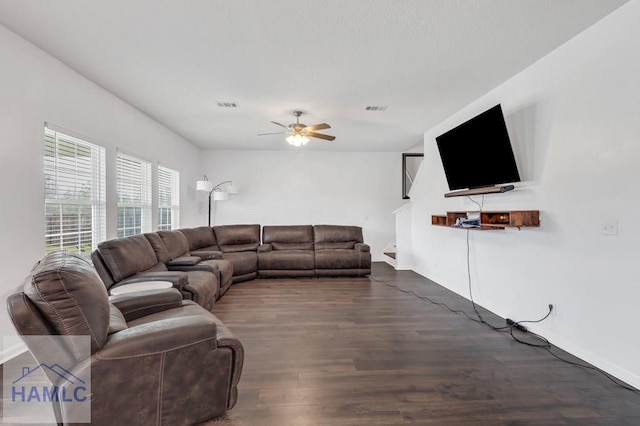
[6,251,244,425]
[213,224,260,283]
[258,225,315,277]
[313,225,371,276]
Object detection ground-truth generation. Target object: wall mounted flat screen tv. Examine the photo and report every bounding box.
[436,104,520,191]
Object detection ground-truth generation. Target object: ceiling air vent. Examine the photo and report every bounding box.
[364,105,387,111]
[217,102,239,108]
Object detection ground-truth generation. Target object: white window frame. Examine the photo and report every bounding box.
[116,151,152,237]
[44,126,106,257]
[157,165,180,230]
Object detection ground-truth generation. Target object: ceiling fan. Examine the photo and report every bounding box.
[258,111,335,146]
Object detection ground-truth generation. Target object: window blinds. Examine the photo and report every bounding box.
[117,152,152,237]
[44,128,106,257]
[158,165,180,230]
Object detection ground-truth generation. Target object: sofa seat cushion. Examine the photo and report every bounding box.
[258,250,315,270]
[221,252,257,276]
[314,249,371,270]
[200,259,233,296]
[181,270,218,312]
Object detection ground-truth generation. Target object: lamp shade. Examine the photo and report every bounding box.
[212,190,229,201]
[196,180,215,192]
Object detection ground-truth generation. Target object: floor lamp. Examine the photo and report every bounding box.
[196,176,239,226]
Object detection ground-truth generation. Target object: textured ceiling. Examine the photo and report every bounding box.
[0,0,630,151]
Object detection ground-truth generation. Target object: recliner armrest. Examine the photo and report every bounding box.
[109,288,183,322]
[95,314,219,359]
[257,244,272,253]
[190,250,223,260]
[354,243,370,253]
[168,263,219,274]
[118,271,188,291]
[167,256,201,266]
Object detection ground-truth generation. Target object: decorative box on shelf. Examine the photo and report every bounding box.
[431,210,540,230]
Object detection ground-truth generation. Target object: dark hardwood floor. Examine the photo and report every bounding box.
[2,263,638,425]
[208,262,640,425]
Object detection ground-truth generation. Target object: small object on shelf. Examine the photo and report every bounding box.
[431,210,539,230]
[456,217,481,228]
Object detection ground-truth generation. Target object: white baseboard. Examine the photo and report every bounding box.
[0,341,28,365]
[527,324,640,390]
[408,265,640,390]
[395,264,413,270]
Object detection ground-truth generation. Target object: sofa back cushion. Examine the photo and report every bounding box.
[22,251,110,355]
[97,234,159,282]
[313,225,364,251]
[158,230,190,260]
[144,232,170,263]
[263,225,314,251]
[214,224,260,253]
[180,226,219,251]
[91,249,115,288]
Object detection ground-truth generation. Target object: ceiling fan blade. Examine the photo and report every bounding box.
[306,131,335,141]
[257,131,289,136]
[305,123,331,131]
[270,121,290,129]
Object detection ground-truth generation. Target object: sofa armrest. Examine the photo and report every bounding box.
[167,256,201,266]
[206,313,245,409]
[118,271,188,291]
[109,288,183,322]
[98,314,218,357]
[190,250,223,260]
[354,243,370,253]
[168,263,219,274]
[257,244,272,253]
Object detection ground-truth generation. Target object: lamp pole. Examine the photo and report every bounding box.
[207,180,233,227]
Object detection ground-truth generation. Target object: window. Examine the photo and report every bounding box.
[117,152,152,237]
[44,127,106,257]
[158,166,180,230]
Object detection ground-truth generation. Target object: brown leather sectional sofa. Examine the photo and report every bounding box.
[91,224,371,311]
[8,224,370,423]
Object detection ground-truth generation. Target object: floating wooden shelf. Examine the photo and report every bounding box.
[431,210,540,230]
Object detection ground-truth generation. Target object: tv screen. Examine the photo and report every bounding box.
[436,104,520,191]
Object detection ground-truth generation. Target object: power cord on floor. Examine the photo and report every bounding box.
[369,275,510,331]
[374,229,639,392]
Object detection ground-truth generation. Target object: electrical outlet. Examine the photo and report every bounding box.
[602,220,618,236]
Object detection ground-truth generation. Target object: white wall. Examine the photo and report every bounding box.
[200,150,404,260]
[0,25,203,360]
[408,0,640,387]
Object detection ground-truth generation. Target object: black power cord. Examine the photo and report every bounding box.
[466,228,638,392]
[369,275,508,329]
[372,227,639,392]
[373,274,638,392]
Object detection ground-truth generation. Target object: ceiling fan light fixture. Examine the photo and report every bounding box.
[286,134,309,147]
